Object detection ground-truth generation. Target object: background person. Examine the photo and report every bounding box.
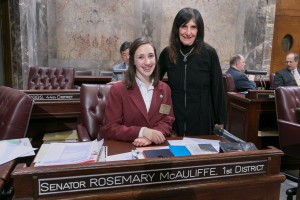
[104,37,175,147]
[226,54,257,92]
[274,52,300,88]
[111,41,131,82]
[158,7,226,137]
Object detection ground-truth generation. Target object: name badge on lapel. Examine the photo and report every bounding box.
[159,104,171,115]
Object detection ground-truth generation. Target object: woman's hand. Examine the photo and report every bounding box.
[142,128,166,144]
[132,137,152,147]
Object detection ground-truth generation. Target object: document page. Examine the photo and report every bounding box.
[35,140,101,166]
[0,138,36,165]
[106,152,133,162]
[182,137,220,152]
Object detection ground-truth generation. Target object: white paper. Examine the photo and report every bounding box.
[35,140,101,166]
[186,143,218,155]
[182,137,220,151]
[167,140,185,146]
[33,143,50,163]
[106,152,133,162]
[185,143,203,155]
[0,140,35,165]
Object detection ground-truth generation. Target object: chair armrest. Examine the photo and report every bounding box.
[277,119,300,147]
[76,124,91,142]
[0,160,17,191]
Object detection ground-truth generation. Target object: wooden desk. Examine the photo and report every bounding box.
[23,90,81,147]
[12,136,285,199]
[226,90,278,149]
[75,76,112,85]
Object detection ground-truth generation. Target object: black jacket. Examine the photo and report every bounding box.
[158,44,226,136]
[226,67,256,92]
[274,68,300,88]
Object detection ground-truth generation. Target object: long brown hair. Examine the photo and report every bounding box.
[124,37,159,89]
[169,7,205,64]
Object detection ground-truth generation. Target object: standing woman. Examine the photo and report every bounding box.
[104,37,175,147]
[158,7,226,136]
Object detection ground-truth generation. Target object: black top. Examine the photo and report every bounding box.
[158,44,226,136]
[274,68,299,88]
[226,67,256,92]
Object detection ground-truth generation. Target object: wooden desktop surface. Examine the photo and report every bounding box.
[12,136,285,200]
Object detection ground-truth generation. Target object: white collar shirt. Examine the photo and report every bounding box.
[292,69,300,86]
[135,77,154,113]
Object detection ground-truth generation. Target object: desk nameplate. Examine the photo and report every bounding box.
[37,160,266,196]
[256,93,275,99]
[28,93,80,101]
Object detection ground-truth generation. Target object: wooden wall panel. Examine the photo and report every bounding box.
[270,0,300,74]
[277,0,299,14]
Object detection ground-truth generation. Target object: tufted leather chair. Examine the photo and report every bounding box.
[77,84,112,141]
[27,66,75,90]
[0,86,34,140]
[275,86,300,199]
[222,73,236,93]
[0,86,34,197]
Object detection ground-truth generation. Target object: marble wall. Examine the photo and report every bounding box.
[10,0,275,89]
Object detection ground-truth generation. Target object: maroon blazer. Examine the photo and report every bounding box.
[103,80,175,142]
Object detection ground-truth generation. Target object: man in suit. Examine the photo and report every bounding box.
[274,52,300,88]
[226,54,257,92]
[111,41,131,82]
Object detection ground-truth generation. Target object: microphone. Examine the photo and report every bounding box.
[213,127,246,143]
[244,70,267,90]
[213,127,258,151]
[244,70,267,75]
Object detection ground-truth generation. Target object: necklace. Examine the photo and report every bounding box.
[180,47,194,62]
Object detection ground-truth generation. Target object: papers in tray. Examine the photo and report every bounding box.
[34,139,104,167]
[131,137,220,160]
[43,130,78,142]
[168,137,220,155]
[0,138,36,165]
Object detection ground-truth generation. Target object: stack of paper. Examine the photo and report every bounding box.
[0,138,36,165]
[34,139,103,167]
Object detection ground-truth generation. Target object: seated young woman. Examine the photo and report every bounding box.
[103,37,175,147]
